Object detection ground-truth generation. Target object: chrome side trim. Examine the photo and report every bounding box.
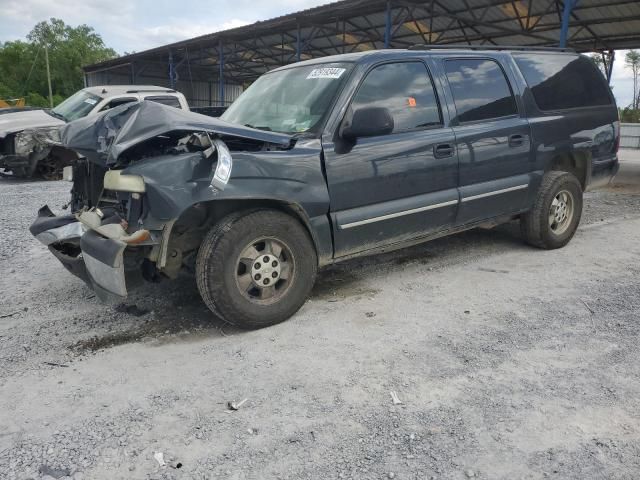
[340,200,458,230]
[461,184,528,203]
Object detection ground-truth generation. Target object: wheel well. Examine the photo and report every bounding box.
[161,199,319,275]
[548,152,589,190]
[50,146,78,164]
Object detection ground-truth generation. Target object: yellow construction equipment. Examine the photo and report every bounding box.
[0,98,26,108]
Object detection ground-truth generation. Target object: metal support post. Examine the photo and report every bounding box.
[218,39,225,106]
[168,50,176,89]
[559,0,579,48]
[606,50,615,83]
[384,1,392,48]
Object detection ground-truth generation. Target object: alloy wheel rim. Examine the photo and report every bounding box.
[548,189,574,235]
[235,237,294,304]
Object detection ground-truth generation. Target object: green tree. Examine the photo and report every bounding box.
[590,54,606,77]
[625,50,640,109]
[0,18,117,106]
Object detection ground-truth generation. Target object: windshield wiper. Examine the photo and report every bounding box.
[244,123,272,132]
[47,110,67,122]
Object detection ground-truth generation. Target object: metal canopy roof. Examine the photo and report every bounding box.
[84,0,640,87]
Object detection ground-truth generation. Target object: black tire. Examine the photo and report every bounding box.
[196,209,317,329]
[520,171,583,249]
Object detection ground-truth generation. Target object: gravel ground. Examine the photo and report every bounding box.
[1,153,640,480]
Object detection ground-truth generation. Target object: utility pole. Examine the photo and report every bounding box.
[44,36,53,108]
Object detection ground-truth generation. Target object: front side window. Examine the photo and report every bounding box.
[222,63,352,134]
[51,90,103,122]
[350,61,441,133]
[445,59,517,123]
[513,53,612,110]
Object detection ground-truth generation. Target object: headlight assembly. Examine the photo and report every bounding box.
[211,138,233,190]
[14,126,63,156]
[37,125,63,145]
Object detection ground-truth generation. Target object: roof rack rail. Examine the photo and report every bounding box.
[408,44,575,53]
[126,89,177,94]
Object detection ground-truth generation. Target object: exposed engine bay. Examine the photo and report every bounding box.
[30,100,298,301]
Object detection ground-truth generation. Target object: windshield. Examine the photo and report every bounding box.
[52,90,102,122]
[221,63,352,134]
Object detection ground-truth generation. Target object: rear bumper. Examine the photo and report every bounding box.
[30,205,150,302]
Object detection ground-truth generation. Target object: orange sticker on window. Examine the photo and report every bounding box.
[407,97,417,107]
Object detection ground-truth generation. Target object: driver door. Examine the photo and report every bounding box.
[322,61,459,258]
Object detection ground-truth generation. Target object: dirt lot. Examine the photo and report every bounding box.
[1,151,640,480]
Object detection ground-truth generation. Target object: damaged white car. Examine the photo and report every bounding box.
[0,86,188,178]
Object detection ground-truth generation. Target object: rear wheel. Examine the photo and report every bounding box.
[196,209,317,329]
[520,171,583,249]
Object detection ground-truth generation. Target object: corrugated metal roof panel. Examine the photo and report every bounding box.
[84,0,640,85]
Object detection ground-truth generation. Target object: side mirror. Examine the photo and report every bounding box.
[341,106,394,140]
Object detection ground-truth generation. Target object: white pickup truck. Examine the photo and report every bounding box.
[0,86,189,178]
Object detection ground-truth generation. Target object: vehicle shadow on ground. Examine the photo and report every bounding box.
[313,221,525,298]
[71,222,526,353]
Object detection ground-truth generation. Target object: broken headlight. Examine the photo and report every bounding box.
[211,138,233,190]
[35,125,62,145]
[15,126,63,156]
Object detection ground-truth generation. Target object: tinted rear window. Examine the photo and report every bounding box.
[444,59,517,123]
[513,53,612,111]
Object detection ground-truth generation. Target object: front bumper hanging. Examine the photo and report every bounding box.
[80,230,127,299]
[30,205,155,302]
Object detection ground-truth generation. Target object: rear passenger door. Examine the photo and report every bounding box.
[323,60,458,257]
[442,57,533,225]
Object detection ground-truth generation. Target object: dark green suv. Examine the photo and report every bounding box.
[31,46,619,328]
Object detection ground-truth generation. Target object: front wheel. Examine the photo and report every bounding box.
[520,171,583,249]
[196,209,317,329]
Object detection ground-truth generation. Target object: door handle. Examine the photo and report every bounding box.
[508,134,525,147]
[434,143,454,158]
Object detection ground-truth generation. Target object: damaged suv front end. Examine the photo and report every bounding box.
[30,100,300,302]
[31,61,353,328]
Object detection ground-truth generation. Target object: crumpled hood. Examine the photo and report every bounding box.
[0,109,64,138]
[61,100,293,165]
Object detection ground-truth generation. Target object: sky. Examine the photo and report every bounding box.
[0,0,636,107]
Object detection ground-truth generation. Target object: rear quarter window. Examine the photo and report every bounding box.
[513,53,612,111]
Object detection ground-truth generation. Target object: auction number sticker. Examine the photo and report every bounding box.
[306,67,346,79]
[84,98,98,105]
